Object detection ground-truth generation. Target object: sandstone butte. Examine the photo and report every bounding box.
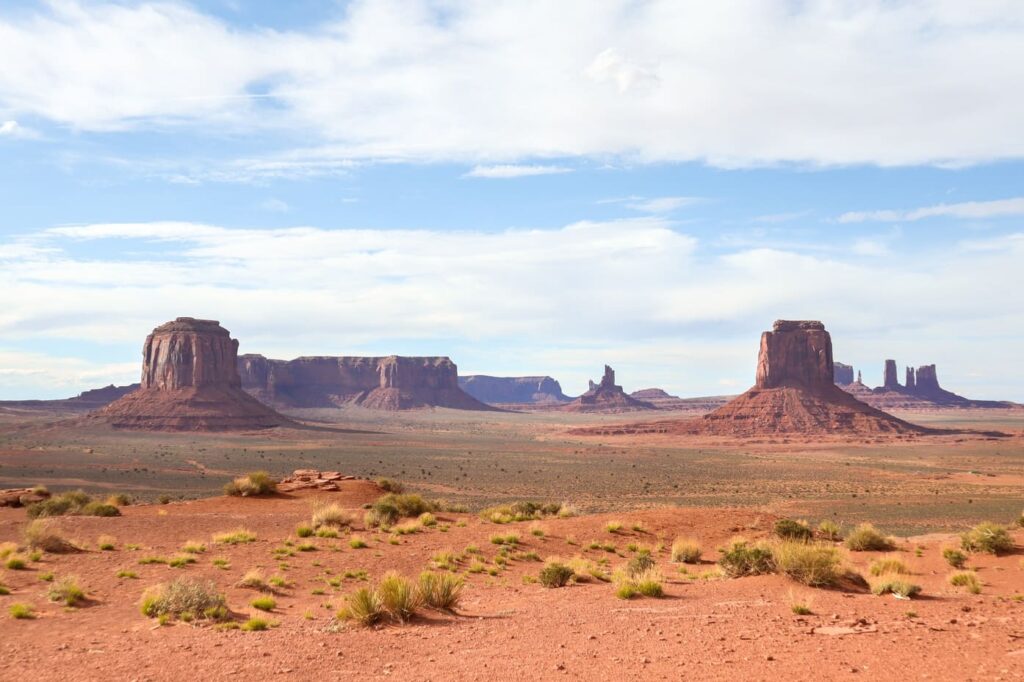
[578,320,929,437]
[93,318,291,431]
[559,365,657,413]
[237,354,495,411]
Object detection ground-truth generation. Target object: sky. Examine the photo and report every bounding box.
[1,0,1023,401]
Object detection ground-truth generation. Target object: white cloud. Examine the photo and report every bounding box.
[839,197,1024,223]
[2,1,1024,167]
[464,164,572,179]
[259,198,290,213]
[1,220,1023,399]
[0,349,136,400]
[0,119,36,139]
[625,196,703,214]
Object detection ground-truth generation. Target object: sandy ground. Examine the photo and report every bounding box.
[2,483,1024,681]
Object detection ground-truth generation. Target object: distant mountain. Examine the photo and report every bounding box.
[458,375,570,406]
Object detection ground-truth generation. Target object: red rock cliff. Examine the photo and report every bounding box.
[755,320,833,390]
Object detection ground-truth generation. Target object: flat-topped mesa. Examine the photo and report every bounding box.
[755,319,834,390]
[141,318,241,390]
[94,318,290,431]
[833,362,854,386]
[458,375,569,405]
[237,354,494,411]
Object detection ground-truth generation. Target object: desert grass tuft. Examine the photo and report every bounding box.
[844,523,895,552]
[718,538,775,578]
[869,556,909,577]
[870,574,921,598]
[140,577,228,621]
[942,547,967,569]
[48,576,86,606]
[948,570,982,594]
[250,595,276,611]
[223,471,277,497]
[212,528,256,545]
[670,538,702,564]
[771,541,843,587]
[418,571,464,610]
[9,603,34,619]
[961,522,1013,555]
[23,519,77,553]
[538,561,574,588]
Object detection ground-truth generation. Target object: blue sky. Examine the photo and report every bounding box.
[1,1,1023,400]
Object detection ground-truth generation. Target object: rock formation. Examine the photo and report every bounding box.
[579,321,927,437]
[883,359,900,390]
[0,383,139,414]
[458,375,570,406]
[838,359,1017,409]
[906,366,916,390]
[560,366,656,413]
[95,318,291,431]
[833,362,854,386]
[239,355,494,411]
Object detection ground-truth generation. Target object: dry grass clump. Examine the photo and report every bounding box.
[480,501,564,524]
[27,490,119,519]
[774,519,813,541]
[605,520,623,534]
[565,556,610,582]
[788,589,814,615]
[376,572,421,622]
[942,547,967,569]
[375,494,437,519]
[418,571,464,611]
[489,533,520,546]
[23,519,77,553]
[223,471,277,497]
[376,478,405,493]
[949,570,982,594]
[97,535,117,551]
[961,522,1013,555]
[9,603,34,619]
[310,500,355,530]
[241,617,270,631]
[105,493,133,507]
[870,574,921,598]
[817,520,843,541]
[613,564,664,599]
[771,541,843,587]
[626,550,656,578]
[869,556,909,576]
[844,524,895,552]
[670,538,702,564]
[236,569,273,592]
[349,536,368,549]
[339,586,385,626]
[212,528,256,545]
[718,538,775,578]
[140,577,228,622]
[47,576,86,606]
[538,561,574,588]
[250,595,276,612]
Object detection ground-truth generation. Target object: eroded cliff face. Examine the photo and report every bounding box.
[458,375,569,405]
[755,320,833,390]
[238,354,493,411]
[96,318,289,431]
[833,362,854,386]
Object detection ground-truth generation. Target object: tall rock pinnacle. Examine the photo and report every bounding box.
[755,320,833,390]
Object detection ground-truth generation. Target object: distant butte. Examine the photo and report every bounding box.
[560,365,656,413]
[93,318,291,431]
[578,320,930,437]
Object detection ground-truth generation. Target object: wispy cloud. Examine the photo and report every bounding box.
[838,197,1024,223]
[625,196,703,214]
[259,198,289,213]
[2,2,1024,167]
[464,164,572,179]
[0,119,37,139]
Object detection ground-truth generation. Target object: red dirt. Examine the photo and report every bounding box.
[2,486,1024,680]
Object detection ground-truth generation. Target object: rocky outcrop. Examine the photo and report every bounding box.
[0,487,50,508]
[883,359,900,390]
[276,470,360,493]
[579,320,927,437]
[239,354,495,411]
[833,363,854,386]
[94,318,291,431]
[839,359,1018,409]
[458,375,570,406]
[560,366,656,413]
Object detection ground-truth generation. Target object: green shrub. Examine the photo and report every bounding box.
[250,595,276,611]
[538,562,574,588]
[97,535,117,551]
[869,556,909,576]
[844,524,895,552]
[615,582,638,599]
[80,502,120,517]
[718,539,775,578]
[241,618,270,631]
[296,524,314,538]
[948,570,982,594]
[5,556,28,570]
[105,493,133,506]
[48,576,86,606]
[349,536,368,549]
[418,571,464,611]
[771,541,842,587]
[364,506,399,529]
[961,522,1013,555]
[670,538,702,564]
[942,547,967,569]
[223,471,277,497]
[774,519,812,541]
[376,478,405,493]
[26,490,107,518]
[377,572,420,622]
[140,578,228,621]
[489,533,519,546]
[479,501,563,524]
[626,550,656,578]
[871,576,921,598]
[9,603,34,619]
[375,494,437,518]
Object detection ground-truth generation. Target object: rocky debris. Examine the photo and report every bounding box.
[458,375,570,406]
[560,366,657,413]
[578,320,927,437]
[833,362,854,386]
[239,354,495,411]
[276,470,360,492]
[0,487,50,508]
[94,318,291,431]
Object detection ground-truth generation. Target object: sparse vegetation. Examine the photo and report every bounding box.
[97,535,117,551]
[9,603,34,619]
[296,524,314,538]
[565,556,610,582]
[48,576,86,606]
[23,519,76,553]
[168,555,196,568]
[237,569,272,592]
[771,541,843,587]
[181,540,206,554]
[949,570,982,594]
[376,478,405,493]
[774,519,812,541]
[116,570,139,579]
[961,522,1013,555]
[376,572,421,622]
[626,550,656,578]
[718,539,775,578]
[817,520,843,541]
[140,577,228,622]
[871,575,921,598]
[223,470,278,497]
[480,501,563,524]
[212,528,256,545]
[605,520,623,534]
[418,571,464,610]
[26,490,120,519]
[5,556,28,570]
[844,524,895,552]
[942,547,968,569]
[310,500,354,530]
[538,561,574,588]
[250,595,276,611]
[339,586,385,626]
[869,556,909,576]
[349,536,368,549]
[241,617,270,631]
[490,533,520,546]
[670,538,702,564]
